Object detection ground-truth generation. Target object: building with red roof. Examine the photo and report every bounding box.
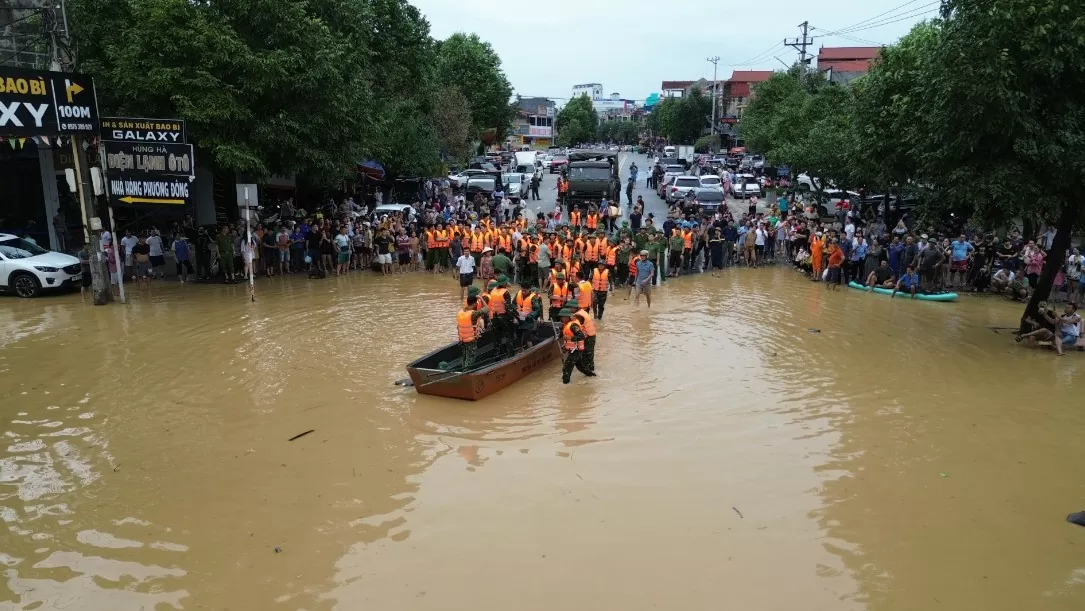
[816,47,883,83]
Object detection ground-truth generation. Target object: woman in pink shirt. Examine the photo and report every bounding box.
[1025,242,1045,287]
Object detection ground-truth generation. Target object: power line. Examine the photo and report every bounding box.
[0,41,36,66]
[813,0,932,37]
[726,42,787,67]
[833,7,938,35]
[0,9,43,30]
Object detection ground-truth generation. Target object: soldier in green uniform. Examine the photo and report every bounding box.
[646,230,663,285]
[617,220,634,244]
[457,296,488,369]
[557,307,593,384]
[634,227,649,256]
[489,275,516,357]
[513,280,544,349]
[615,236,633,287]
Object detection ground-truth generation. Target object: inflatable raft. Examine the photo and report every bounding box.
[847,281,958,302]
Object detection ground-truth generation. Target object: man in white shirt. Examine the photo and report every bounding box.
[456,251,476,301]
[844,219,856,242]
[119,230,139,279]
[146,230,165,278]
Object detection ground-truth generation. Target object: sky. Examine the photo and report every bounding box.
[409,0,939,104]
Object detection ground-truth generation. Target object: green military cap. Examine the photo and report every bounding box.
[497,274,509,285]
[557,307,576,318]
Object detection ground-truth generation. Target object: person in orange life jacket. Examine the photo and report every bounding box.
[586,207,599,231]
[488,274,517,357]
[548,271,572,322]
[591,260,612,319]
[572,303,598,375]
[514,279,544,349]
[457,296,488,368]
[570,206,583,228]
[558,307,593,384]
[470,226,486,268]
[574,268,593,312]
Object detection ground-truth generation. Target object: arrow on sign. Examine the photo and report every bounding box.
[119,196,186,205]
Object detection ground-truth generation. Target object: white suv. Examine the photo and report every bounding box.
[0,233,83,298]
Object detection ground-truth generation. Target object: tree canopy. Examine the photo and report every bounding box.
[656,88,711,144]
[739,0,1085,328]
[596,120,640,145]
[555,94,598,147]
[68,0,512,181]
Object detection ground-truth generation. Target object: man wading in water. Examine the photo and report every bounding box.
[633,250,655,308]
[558,307,593,384]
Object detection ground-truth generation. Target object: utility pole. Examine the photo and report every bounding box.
[706,56,720,137]
[784,21,814,80]
[50,0,109,304]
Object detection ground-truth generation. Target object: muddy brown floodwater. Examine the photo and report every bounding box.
[1,268,1084,611]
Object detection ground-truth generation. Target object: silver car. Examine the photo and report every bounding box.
[666,175,703,204]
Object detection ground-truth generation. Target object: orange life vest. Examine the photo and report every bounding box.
[457,310,479,343]
[592,268,610,291]
[576,280,593,308]
[528,242,539,263]
[586,213,598,230]
[606,246,617,266]
[550,283,570,307]
[629,256,638,277]
[558,179,569,194]
[562,320,584,351]
[585,240,599,261]
[489,287,508,315]
[470,232,485,252]
[496,234,511,253]
[558,244,571,261]
[574,238,586,254]
[570,211,582,226]
[682,230,693,250]
[515,290,536,315]
[425,230,436,249]
[569,261,581,281]
[573,310,596,337]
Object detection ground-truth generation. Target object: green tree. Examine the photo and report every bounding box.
[432,86,474,162]
[435,33,516,143]
[907,0,1085,329]
[741,70,860,204]
[71,0,373,180]
[556,94,597,146]
[659,88,710,143]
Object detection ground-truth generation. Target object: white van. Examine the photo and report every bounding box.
[664,145,676,157]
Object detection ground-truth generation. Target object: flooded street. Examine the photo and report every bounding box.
[2,268,1084,611]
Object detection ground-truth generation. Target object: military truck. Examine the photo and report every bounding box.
[563,150,620,211]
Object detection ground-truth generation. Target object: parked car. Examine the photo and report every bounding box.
[502,173,526,202]
[0,234,82,298]
[698,175,723,191]
[730,174,762,199]
[539,155,552,169]
[666,175,704,204]
[464,176,497,201]
[656,164,688,197]
[549,154,568,174]
[750,155,765,170]
[694,188,726,213]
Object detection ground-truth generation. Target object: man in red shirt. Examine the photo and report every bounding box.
[826,237,844,291]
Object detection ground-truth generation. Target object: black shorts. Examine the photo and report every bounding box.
[827,267,842,283]
[459,272,474,287]
[81,270,92,287]
[150,255,165,267]
[398,252,411,265]
[669,251,682,268]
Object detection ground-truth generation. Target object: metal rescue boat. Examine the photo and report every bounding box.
[406,322,562,401]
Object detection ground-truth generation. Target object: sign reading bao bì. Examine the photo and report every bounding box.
[0,67,99,136]
[104,140,195,207]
